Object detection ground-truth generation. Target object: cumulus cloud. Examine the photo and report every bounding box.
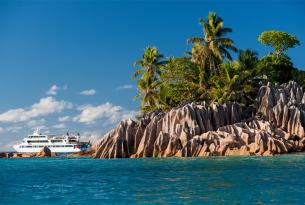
[73,102,137,125]
[0,126,23,134]
[27,119,46,128]
[53,123,66,129]
[116,84,133,90]
[6,126,23,133]
[80,89,96,96]
[46,85,67,96]
[58,116,70,122]
[0,97,73,123]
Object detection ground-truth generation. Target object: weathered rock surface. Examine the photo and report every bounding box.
[95,81,305,158]
[0,152,36,158]
[67,148,96,158]
[36,146,52,157]
[0,152,10,158]
[1,147,56,158]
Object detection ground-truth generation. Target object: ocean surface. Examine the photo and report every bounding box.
[1,155,305,205]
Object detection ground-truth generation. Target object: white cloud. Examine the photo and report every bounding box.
[53,123,66,129]
[47,85,60,95]
[0,97,73,123]
[58,116,70,122]
[73,102,137,125]
[0,126,23,134]
[43,130,50,134]
[76,104,91,111]
[116,84,133,90]
[6,126,23,133]
[80,89,96,96]
[35,125,48,130]
[27,119,46,128]
[46,85,67,96]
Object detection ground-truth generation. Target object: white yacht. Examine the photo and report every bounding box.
[13,128,91,153]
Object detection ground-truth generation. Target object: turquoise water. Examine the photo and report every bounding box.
[1,155,305,205]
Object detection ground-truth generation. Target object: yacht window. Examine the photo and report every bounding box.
[51,140,63,143]
[28,140,49,143]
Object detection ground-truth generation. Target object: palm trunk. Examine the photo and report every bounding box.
[199,66,206,90]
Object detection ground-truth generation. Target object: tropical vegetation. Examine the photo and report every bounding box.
[132,12,302,116]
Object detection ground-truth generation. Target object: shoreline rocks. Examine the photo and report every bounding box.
[94,81,305,158]
[0,146,56,158]
[36,146,52,157]
[0,146,96,159]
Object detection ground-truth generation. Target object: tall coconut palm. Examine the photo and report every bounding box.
[133,47,166,113]
[188,12,238,75]
[135,73,161,112]
[132,47,166,79]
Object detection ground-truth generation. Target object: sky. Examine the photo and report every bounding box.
[0,0,304,151]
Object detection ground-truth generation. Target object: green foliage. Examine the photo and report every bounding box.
[207,49,260,106]
[235,49,260,104]
[257,53,294,84]
[258,31,300,56]
[133,47,165,79]
[238,49,259,71]
[133,47,166,113]
[132,13,303,114]
[291,68,305,88]
[257,30,300,85]
[188,11,237,88]
[208,61,239,104]
[160,58,201,109]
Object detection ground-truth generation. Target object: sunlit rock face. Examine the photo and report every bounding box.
[257,81,305,138]
[95,81,305,158]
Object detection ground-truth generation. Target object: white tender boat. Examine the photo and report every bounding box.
[13,128,91,153]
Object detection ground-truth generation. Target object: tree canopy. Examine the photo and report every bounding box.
[132,12,303,116]
[258,30,300,56]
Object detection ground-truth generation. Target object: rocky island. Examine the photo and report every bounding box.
[91,13,305,159]
[2,12,304,160]
[94,81,305,158]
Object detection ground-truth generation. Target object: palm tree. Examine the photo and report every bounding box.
[133,47,166,113]
[238,49,258,71]
[132,47,166,79]
[135,73,161,112]
[187,12,238,80]
[209,61,239,104]
[236,49,260,103]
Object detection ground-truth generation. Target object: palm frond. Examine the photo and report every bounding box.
[187,37,205,44]
[219,46,233,61]
[217,27,232,37]
[132,69,145,79]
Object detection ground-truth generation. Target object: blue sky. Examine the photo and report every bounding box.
[0,0,304,150]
